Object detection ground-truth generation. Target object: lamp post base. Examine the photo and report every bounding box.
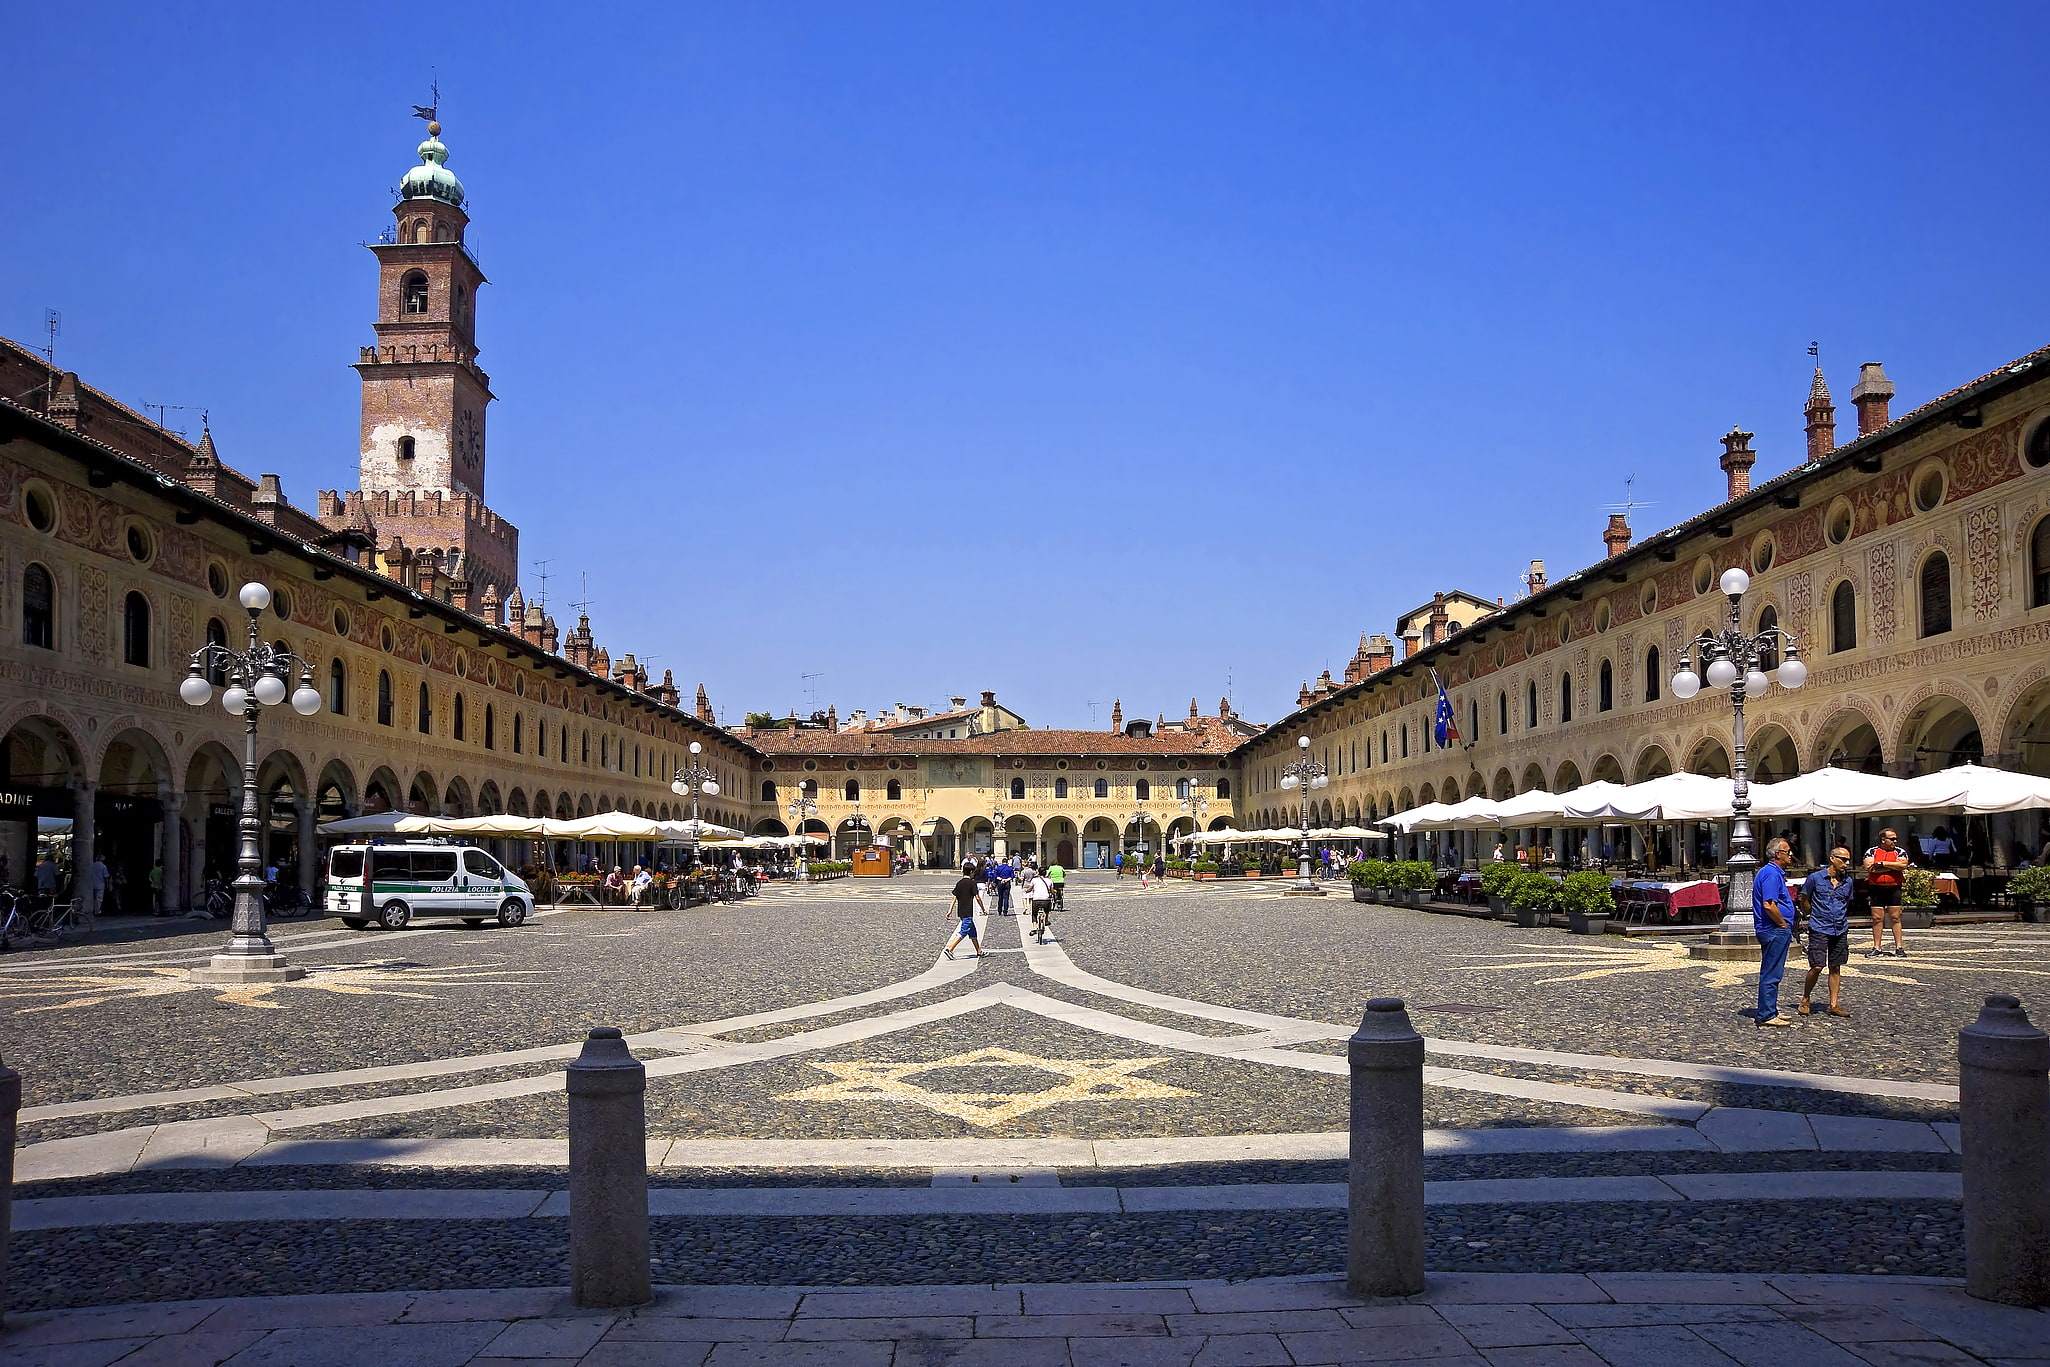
[1688,911,1761,960]
[1285,883,1328,897]
[190,953,306,984]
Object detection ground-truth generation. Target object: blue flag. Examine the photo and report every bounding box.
[1431,670,1461,748]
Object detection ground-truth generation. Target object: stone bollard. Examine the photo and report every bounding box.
[1960,994,2050,1306]
[0,1056,16,1325]
[1347,997,1426,1298]
[567,1027,652,1309]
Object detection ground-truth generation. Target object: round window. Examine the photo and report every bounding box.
[1493,643,1507,668]
[514,673,525,697]
[2028,420,2050,469]
[125,523,153,564]
[1096,759,1108,769]
[1752,537,1775,574]
[381,625,394,652]
[333,607,349,635]
[887,759,900,770]
[208,563,229,598]
[1641,583,1659,615]
[1914,466,1946,512]
[1826,499,1853,545]
[763,760,776,771]
[486,664,498,687]
[1523,628,1538,656]
[803,759,817,771]
[23,484,55,533]
[846,760,858,771]
[1136,760,1149,770]
[1176,758,1190,769]
[1557,618,1571,646]
[1693,558,1714,596]
[1594,600,1611,633]
[1056,759,1068,769]
[455,651,470,679]
[272,589,292,621]
[418,640,432,664]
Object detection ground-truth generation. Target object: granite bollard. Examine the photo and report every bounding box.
[1960,994,2050,1306]
[567,1027,652,1308]
[1347,996,1426,1297]
[1,1055,17,1324]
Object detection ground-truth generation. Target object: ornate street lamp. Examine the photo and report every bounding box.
[1279,734,1330,896]
[1669,567,1807,948]
[1180,790,1210,857]
[670,741,721,873]
[1131,804,1150,860]
[786,787,818,878]
[179,581,321,983]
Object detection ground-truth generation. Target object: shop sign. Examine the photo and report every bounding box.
[0,790,35,814]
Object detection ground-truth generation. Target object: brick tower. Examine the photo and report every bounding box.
[319,115,519,598]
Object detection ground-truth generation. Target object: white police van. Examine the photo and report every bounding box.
[326,841,534,930]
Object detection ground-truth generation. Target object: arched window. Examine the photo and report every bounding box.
[1598,660,1614,712]
[1559,673,1573,724]
[1756,607,1779,670]
[1526,682,1538,728]
[418,683,433,734]
[1093,778,1109,798]
[454,282,468,329]
[1217,778,1231,799]
[2032,518,2050,608]
[122,592,150,667]
[512,714,523,753]
[761,780,777,802]
[1400,726,1409,758]
[1645,646,1661,702]
[1010,777,1025,799]
[1135,779,1151,800]
[453,694,466,741]
[412,218,428,245]
[1919,553,1952,637]
[484,704,496,750]
[1831,581,1858,653]
[1497,690,1508,735]
[1054,777,1068,799]
[800,778,817,799]
[21,564,53,649]
[377,670,393,726]
[402,271,429,314]
[1469,699,1479,740]
[328,658,347,715]
[845,779,860,801]
[397,435,416,462]
[1176,778,1191,799]
[581,730,590,763]
[887,779,902,801]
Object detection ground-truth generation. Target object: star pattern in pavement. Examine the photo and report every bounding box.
[780,1046,1197,1127]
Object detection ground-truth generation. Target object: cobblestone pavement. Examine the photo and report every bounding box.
[4,1274,2044,1367]
[5,873,2037,1309]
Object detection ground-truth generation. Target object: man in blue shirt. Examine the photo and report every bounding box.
[1751,837,1796,1028]
[1797,845,1856,1018]
[991,859,1016,916]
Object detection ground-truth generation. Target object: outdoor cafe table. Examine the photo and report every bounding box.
[1612,877,1722,925]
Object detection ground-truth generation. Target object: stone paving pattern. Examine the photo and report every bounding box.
[4,1275,2045,1367]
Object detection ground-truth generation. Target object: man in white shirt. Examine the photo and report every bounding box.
[1027,871,1054,942]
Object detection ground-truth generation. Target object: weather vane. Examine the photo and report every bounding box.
[412,78,440,128]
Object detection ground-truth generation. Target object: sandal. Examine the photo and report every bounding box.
[1797,1000,1812,1015]
[1828,1005,1851,1017]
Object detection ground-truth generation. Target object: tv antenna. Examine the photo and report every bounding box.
[41,310,59,367]
[1087,700,1113,729]
[531,559,552,608]
[800,672,825,711]
[1601,474,1656,523]
[140,402,193,435]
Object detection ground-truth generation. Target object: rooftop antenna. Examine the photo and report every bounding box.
[800,672,825,712]
[568,572,592,620]
[41,310,59,367]
[1601,474,1656,522]
[1087,700,1112,728]
[531,559,552,608]
[141,401,192,436]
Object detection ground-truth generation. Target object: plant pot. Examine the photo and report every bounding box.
[1352,885,1371,903]
[1402,889,1426,907]
[1902,908,1936,930]
[1486,894,1507,918]
[2020,900,2049,924]
[1567,911,1608,936]
[1244,870,1261,879]
[1513,906,1546,928]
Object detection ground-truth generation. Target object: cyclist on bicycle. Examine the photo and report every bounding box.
[1046,861,1065,911]
[1027,868,1054,943]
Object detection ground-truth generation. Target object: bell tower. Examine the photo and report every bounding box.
[325,113,519,599]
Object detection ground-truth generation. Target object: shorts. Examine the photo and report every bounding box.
[956,916,977,936]
[1868,885,1901,908]
[1806,930,1849,970]
[1031,899,1051,916]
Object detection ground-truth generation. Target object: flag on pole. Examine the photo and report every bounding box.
[1431,669,1460,748]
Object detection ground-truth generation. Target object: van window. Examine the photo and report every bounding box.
[368,850,411,883]
[464,849,503,880]
[329,850,364,880]
[413,851,459,881]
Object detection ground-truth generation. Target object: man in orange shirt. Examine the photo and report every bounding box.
[1862,828,1909,958]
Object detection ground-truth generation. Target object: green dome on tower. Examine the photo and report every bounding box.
[399,122,465,208]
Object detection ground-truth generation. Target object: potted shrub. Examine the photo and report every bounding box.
[1346,859,1378,902]
[1559,870,1616,936]
[1900,867,1939,930]
[1508,870,1559,928]
[1390,859,1432,907]
[1192,859,1220,881]
[2009,866,2050,923]
[1479,861,1520,918]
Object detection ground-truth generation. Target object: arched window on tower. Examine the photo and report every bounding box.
[1093,778,1109,798]
[397,435,416,463]
[412,218,429,245]
[1920,553,1952,637]
[1832,581,1858,652]
[1054,777,1068,799]
[1217,778,1231,799]
[845,779,860,802]
[1135,779,1151,800]
[761,780,777,803]
[122,592,150,667]
[2033,517,2050,608]
[454,282,469,330]
[402,271,429,315]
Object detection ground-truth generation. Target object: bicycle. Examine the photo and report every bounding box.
[0,889,44,950]
[199,878,235,919]
[266,880,311,919]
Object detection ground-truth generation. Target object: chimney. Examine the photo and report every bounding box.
[1314,670,1336,699]
[540,615,559,654]
[980,690,997,708]
[450,579,473,614]
[479,583,502,627]
[1603,513,1631,558]
[1365,633,1394,674]
[566,613,593,669]
[1110,699,1123,732]
[1805,367,1837,462]
[1218,695,1233,719]
[1401,629,1421,659]
[695,682,714,722]
[1851,361,1894,436]
[1428,592,1448,644]
[1523,559,1547,597]
[1189,697,1200,719]
[1718,427,1756,501]
[1296,681,1313,707]
[950,695,967,710]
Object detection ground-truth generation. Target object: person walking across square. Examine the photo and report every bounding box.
[1862,828,1909,958]
[1797,845,1855,1017]
[945,863,984,959]
[990,857,1016,916]
[1752,838,1796,1028]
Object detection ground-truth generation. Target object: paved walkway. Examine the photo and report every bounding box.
[4,1274,2045,1367]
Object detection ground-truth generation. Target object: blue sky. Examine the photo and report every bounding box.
[8,2,2047,730]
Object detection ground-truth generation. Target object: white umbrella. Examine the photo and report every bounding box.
[1747,767,1916,818]
[549,812,665,841]
[1407,796,1501,831]
[318,811,451,836]
[1382,803,1453,833]
[658,819,744,842]
[1561,773,1730,823]
[1894,763,2050,814]
[1267,827,1304,840]
[446,814,551,837]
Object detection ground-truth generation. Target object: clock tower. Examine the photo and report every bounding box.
[322,116,519,600]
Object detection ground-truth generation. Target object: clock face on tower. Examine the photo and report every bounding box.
[456,408,481,473]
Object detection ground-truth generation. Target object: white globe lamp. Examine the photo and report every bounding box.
[702,780,720,797]
[179,673,212,707]
[1744,669,1770,696]
[1705,657,1739,689]
[220,685,248,714]
[252,672,287,707]
[1778,656,1808,689]
[291,683,322,715]
[1720,567,1750,598]
[1671,668,1701,700]
[239,582,272,612]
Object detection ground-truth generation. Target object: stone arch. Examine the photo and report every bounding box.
[316,758,359,820]
[88,717,175,784]
[1687,735,1732,777]
[1397,787,1415,811]
[508,788,530,817]
[1490,769,1514,800]
[408,772,440,815]
[1808,704,1886,772]
[753,817,789,836]
[362,765,403,814]
[2,712,86,788]
[1631,744,1674,781]
[1747,723,1800,783]
[477,780,503,815]
[576,793,593,818]
[96,725,170,795]
[1464,773,1486,799]
[1519,763,1546,793]
[1896,691,1987,776]
[1589,753,1626,784]
[442,775,473,817]
[1553,760,1583,792]
[1997,671,2050,777]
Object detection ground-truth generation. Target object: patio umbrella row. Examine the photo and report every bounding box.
[1179,826,1388,844]
[1383,764,2050,832]
[316,810,748,842]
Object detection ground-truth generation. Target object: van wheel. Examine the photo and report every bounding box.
[341,917,369,930]
[377,900,411,930]
[497,899,528,928]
